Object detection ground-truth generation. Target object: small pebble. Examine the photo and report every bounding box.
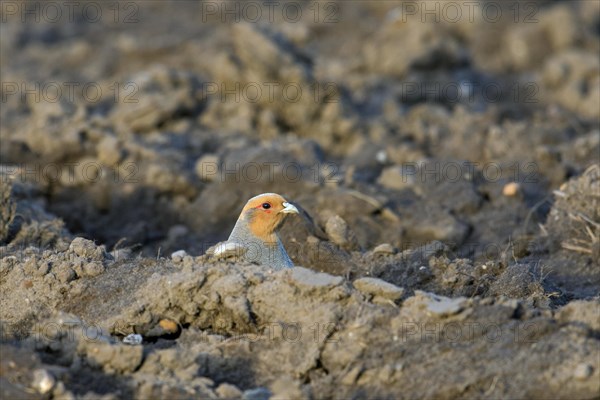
[373,243,396,255]
[325,215,350,247]
[573,364,593,380]
[416,290,467,316]
[171,250,188,262]
[32,369,55,394]
[354,277,404,301]
[123,333,143,345]
[216,383,243,399]
[97,135,122,167]
[159,319,179,334]
[502,182,520,197]
[289,267,343,290]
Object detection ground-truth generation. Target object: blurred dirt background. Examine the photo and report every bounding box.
[0,0,599,399]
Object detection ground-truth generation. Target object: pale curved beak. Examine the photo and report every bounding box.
[281,202,299,214]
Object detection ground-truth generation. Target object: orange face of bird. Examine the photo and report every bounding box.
[241,193,299,243]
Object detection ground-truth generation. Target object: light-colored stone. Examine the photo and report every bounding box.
[216,383,243,399]
[414,290,467,316]
[97,135,122,167]
[325,215,350,246]
[377,166,415,190]
[32,369,55,394]
[502,182,520,197]
[288,267,343,290]
[556,300,600,331]
[171,249,188,262]
[123,333,143,345]
[573,364,594,380]
[354,277,404,301]
[373,243,396,255]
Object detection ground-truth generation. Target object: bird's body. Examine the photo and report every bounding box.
[214,193,298,269]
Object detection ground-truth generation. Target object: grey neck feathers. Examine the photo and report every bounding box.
[227,215,292,269]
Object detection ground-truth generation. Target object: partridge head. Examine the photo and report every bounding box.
[214,193,299,269]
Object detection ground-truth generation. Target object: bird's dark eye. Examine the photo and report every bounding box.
[262,202,271,209]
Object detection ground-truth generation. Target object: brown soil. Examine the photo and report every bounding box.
[1,1,598,399]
